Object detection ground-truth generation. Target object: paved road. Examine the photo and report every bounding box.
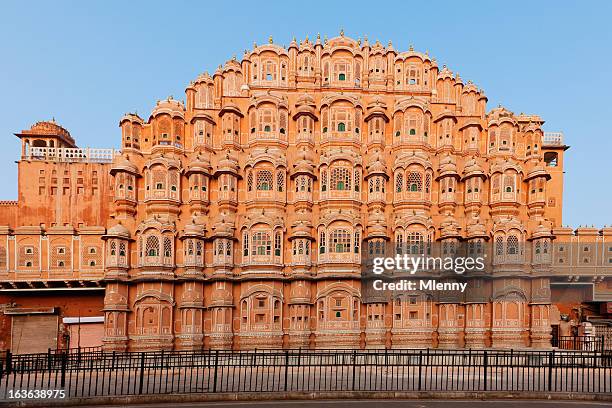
[92,400,612,408]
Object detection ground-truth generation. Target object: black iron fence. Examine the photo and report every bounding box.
[1,348,611,400]
[552,335,606,352]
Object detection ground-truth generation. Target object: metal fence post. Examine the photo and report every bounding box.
[47,348,52,372]
[547,349,554,392]
[60,352,67,388]
[601,335,605,354]
[213,350,219,393]
[5,351,12,375]
[351,349,357,391]
[418,350,423,391]
[483,350,488,391]
[138,352,145,394]
[284,350,289,392]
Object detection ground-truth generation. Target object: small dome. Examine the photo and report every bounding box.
[211,284,233,306]
[531,223,553,239]
[185,154,212,176]
[211,216,235,239]
[216,150,240,175]
[462,157,486,180]
[292,149,316,176]
[151,96,185,119]
[183,219,206,238]
[119,113,144,125]
[181,288,202,305]
[296,93,316,107]
[289,282,311,304]
[194,72,213,85]
[290,211,314,239]
[437,155,458,179]
[110,154,138,176]
[366,152,387,177]
[18,120,76,147]
[437,65,454,80]
[525,165,551,181]
[106,223,130,239]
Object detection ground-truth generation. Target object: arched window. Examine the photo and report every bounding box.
[146,236,159,256]
[495,236,504,257]
[330,229,351,253]
[274,232,282,256]
[408,172,422,192]
[338,122,346,132]
[252,231,271,256]
[331,168,351,191]
[395,173,404,193]
[276,170,284,192]
[408,232,424,255]
[321,170,327,191]
[257,170,272,191]
[507,235,519,255]
[544,152,558,167]
[319,230,326,254]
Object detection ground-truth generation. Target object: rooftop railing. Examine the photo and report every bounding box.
[543,132,564,146]
[25,147,118,163]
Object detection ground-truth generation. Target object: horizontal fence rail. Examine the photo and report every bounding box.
[1,349,611,401]
[552,336,605,352]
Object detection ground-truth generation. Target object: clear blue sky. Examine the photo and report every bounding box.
[1,1,610,227]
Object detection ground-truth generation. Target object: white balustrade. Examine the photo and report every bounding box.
[27,147,118,163]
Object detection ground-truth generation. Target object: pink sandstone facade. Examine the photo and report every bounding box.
[1,33,611,353]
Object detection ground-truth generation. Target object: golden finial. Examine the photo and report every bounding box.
[388,40,392,47]
[305,34,309,41]
[253,41,257,48]
[409,44,414,51]
[340,28,344,37]
[232,55,236,60]
[357,38,361,46]
[292,36,296,42]
[268,35,273,44]
[425,50,429,55]
[317,33,320,39]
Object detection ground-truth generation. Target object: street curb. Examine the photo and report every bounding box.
[2,391,612,407]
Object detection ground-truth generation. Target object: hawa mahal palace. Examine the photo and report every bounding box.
[0,33,610,353]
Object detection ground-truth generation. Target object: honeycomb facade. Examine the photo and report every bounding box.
[1,33,611,352]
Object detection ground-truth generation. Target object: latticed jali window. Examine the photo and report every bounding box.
[276,170,285,192]
[330,229,351,253]
[0,245,6,269]
[256,170,273,191]
[50,244,71,269]
[163,237,173,260]
[19,243,36,267]
[81,244,102,268]
[396,173,404,192]
[408,171,422,192]
[331,168,351,191]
